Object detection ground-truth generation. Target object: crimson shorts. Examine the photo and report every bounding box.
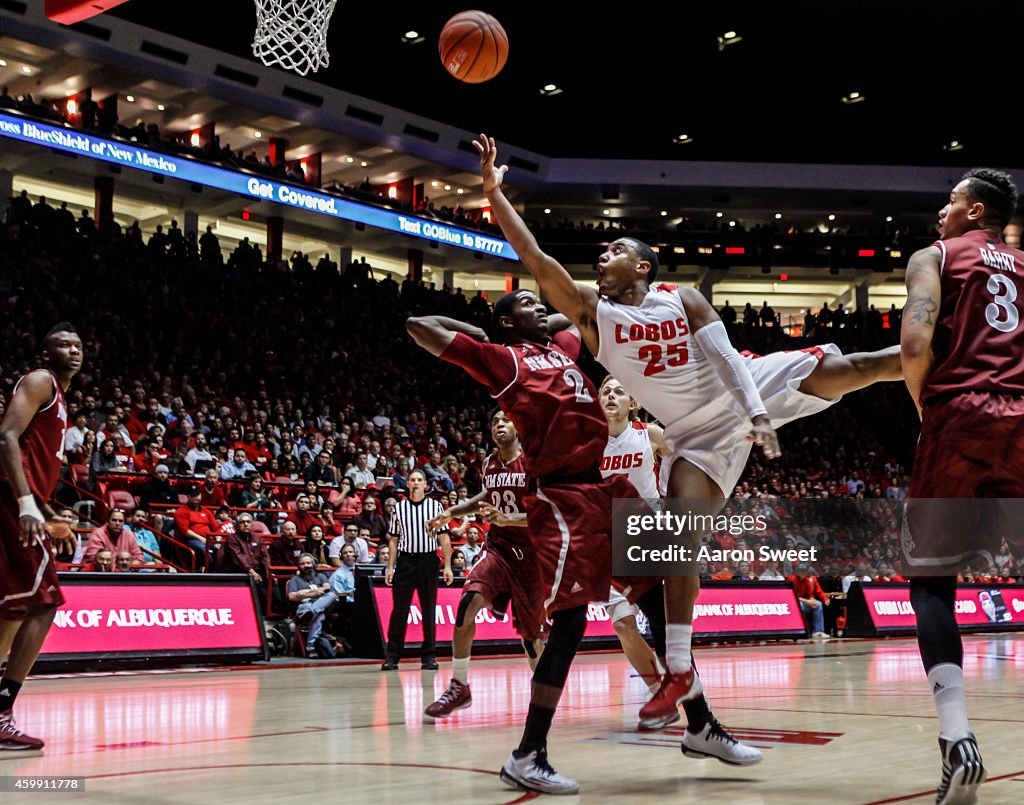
[527,473,640,615]
[464,540,545,641]
[0,489,65,618]
[903,392,1024,574]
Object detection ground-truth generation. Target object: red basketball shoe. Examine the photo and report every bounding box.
[637,667,703,726]
[424,679,472,718]
[0,710,45,750]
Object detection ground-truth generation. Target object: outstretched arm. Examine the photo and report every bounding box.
[406,315,489,357]
[428,489,487,531]
[901,246,941,419]
[474,133,600,351]
[679,288,781,459]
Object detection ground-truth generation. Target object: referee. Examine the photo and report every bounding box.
[382,468,453,670]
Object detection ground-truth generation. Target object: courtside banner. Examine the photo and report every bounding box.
[688,582,807,637]
[37,573,267,668]
[848,582,1024,636]
[370,580,806,650]
[0,110,518,260]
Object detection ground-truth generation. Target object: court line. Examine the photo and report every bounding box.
[731,704,1024,724]
[80,761,541,802]
[861,768,1024,804]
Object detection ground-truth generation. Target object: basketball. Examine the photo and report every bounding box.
[438,10,508,84]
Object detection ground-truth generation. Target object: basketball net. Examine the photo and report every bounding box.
[252,0,337,76]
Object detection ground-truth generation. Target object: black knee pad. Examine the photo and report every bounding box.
[455,591,479,629]
[547,605,587,649]
[532,605,587,689]
[522,638,538,659]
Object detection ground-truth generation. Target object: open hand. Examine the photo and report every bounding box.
[45,516,77,555]
[472,133,508,194]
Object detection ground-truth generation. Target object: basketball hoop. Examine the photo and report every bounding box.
[252,0,337,76]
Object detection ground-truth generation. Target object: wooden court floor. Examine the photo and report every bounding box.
[2,635,1022,803]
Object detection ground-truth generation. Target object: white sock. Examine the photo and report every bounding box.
[452,656,471,685]
[665,624,693,673]
[928,663,970,741]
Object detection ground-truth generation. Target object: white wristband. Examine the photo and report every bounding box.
[18,495,44,522]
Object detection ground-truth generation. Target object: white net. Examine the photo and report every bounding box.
[252,0,337,76]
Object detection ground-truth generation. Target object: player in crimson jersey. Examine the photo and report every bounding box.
[407,296,640,795]
[423,409,545,719]
[474,132,903,765]
[0,323,81,750]
[901,168,1024,804]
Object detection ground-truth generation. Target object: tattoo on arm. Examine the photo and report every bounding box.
[907,294,937,325]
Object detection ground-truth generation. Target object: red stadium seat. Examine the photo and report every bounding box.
[107,489,137,515]
[251,521,271,537]
[68,463,90,489]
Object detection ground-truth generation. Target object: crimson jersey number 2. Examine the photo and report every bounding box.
[638,342,689,376]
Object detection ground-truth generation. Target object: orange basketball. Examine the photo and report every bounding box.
[439,10,509,84]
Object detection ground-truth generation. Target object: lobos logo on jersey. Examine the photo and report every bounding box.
[600,452,644,472]
[613,318,689,343]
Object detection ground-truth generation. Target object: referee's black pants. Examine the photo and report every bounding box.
[386,552,440,663]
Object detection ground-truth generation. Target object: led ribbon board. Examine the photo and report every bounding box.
[0,112,518,260]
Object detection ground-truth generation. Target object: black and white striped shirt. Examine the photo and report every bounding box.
[389,496,447,554]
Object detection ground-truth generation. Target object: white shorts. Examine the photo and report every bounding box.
[598,585,639,624]
[663,344,842,497]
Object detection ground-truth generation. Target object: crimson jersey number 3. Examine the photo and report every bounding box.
[638,342,689,376]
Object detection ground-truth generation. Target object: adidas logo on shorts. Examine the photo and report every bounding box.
[570,582,582,593]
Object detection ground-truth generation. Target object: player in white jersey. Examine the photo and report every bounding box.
[598,377,669,724]
[475,132,902,761]
[598,376,762,760]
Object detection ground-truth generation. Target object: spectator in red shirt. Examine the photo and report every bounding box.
[199,468,227,509]
[132,441,165,475]
[286,493,320,537]
[249,432,273,468]
[788,562,830,639]
[173,484,215,570]
[319,502,343,538]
